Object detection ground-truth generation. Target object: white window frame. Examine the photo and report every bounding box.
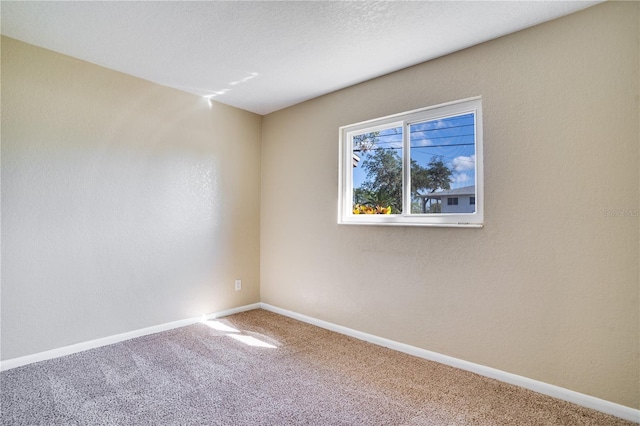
[338,97,483,227]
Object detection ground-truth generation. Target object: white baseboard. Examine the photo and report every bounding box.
[0,303,261,372]
[203,303,262,320]
[260,303,640,424]
[2,301,637,423]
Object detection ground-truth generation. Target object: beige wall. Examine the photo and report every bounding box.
[1,37,262,359]
[2,0,638,411]
[261,2,639,409]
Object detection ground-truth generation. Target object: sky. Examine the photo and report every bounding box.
[352,112,476,191]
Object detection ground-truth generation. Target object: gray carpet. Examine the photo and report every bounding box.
[0,309,635,425]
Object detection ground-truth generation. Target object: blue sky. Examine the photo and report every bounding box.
[352,112,476,191]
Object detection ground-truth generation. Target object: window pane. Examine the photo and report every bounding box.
[339,97,482,226]
[352,126,403,215]
[409,113,476,214]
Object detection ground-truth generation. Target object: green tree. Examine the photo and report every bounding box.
[359,148,403,213]
[413,156,453,213]
[425,157,452,193]
[410,160,430,196]
[361,149,402,213]
[355,144,453,214]
[353,132,380,153]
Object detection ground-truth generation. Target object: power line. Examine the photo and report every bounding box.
[412,133,474,141]
[361,133,475,145]
[354,142,474,152]
[409,123,474,134]
[362,124,474,140]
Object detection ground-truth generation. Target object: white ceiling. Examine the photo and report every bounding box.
[1,1,601,115]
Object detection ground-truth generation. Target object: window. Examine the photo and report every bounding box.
[338,97,483,227]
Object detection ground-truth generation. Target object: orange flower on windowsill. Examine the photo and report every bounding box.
[353,204,392,215]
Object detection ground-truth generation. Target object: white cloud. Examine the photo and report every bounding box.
[453,173,470,184]
[414,139,432,147]
[411,131,432,146]
[452,155,475,171]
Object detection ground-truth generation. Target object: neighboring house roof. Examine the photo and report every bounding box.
[419,185,475,199]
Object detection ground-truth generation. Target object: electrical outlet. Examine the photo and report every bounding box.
[235,279,242,291]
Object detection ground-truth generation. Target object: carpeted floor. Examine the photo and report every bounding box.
[0,309,635,425]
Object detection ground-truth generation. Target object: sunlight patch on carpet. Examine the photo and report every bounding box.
[228,334,277,348]
[202,320,240,333]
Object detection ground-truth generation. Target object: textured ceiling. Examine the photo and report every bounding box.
[1,1,601,115]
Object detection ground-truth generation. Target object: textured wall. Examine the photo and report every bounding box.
[261,2,639,408]
[1,37,262,360]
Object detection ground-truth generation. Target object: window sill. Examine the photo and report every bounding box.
[338,218,484,228]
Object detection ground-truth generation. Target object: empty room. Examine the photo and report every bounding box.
[1,1,638,425]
